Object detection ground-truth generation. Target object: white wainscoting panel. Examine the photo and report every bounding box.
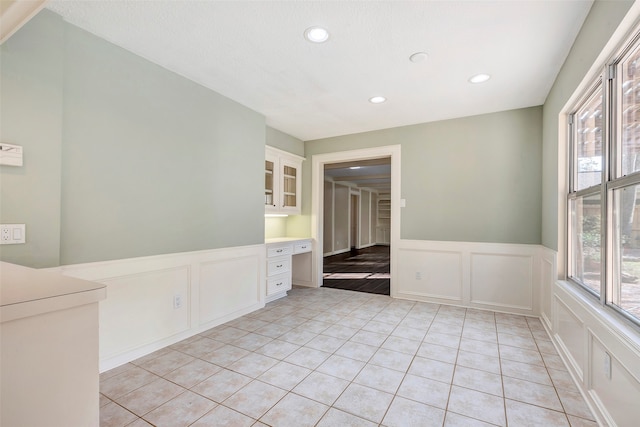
[397,248,462,302]
[540,249,555,330]
[470,253,533,311]
[199,255,262,327]
[554,298,586,380]
[396,240,540,316]
[53,244,265,372]
[589,332,640,427]
[99,267,191,362]
[540,246,640,426]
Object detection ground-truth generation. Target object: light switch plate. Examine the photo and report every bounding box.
[0,143,23,166]
[0,224,26,244]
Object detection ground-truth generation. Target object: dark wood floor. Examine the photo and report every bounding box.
[322,245,390,295]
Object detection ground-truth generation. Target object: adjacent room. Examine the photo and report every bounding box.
[322,158,391,296]
[2,1,640,427]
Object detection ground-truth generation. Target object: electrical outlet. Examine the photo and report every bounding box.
[0,224,25,244]
[415,272,422,280]
[173,294,183,309]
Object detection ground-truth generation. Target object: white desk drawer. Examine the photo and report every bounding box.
[267,245,293,258]
[267,274,291,296]
[267,256,291,277]
[294,240,312,254]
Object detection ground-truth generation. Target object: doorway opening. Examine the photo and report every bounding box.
[311,145,400,296]
[320,156,392,295]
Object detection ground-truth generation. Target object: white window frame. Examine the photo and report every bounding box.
[567,30,640,328]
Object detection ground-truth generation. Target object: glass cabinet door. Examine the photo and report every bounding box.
[265,159,275,208]
[265,147,303,215]
[282,164,297,209]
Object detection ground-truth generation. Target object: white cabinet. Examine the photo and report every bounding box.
[265,238,312,302]
[265,146,304,215]
[1,262,106,427]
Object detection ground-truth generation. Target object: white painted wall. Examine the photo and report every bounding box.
[371,192,378,246]
[38,234,638,427]
[359,190,374,248]
[52,244,265,371]
[396,239,540,316]
[323,180,334,254]
[333,183,350,254]
[323,182,377,255]
[396,238,640,425]
[541,247,640,427]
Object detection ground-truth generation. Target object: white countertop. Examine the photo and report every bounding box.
[0,261,106,322]
[265,237,312,244]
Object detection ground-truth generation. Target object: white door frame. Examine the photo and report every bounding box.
[311,145,401,296]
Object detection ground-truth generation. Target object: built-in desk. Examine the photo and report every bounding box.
[0,262,106,427]
[265,237,313,302]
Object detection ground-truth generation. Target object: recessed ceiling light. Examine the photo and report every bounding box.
[369,96,386,104]
[304,26,329,43]
[409,52,429,63]
[469,73,491,84]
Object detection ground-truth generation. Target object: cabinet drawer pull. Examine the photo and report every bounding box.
[276,264,283,268]
[276,282,283,286]
[276,249,283,253]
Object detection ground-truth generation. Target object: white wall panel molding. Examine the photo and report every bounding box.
[470,252,533,311]
[198,255,263,327]
[396,240,540,316]
[397,247,463,303]
[554,297,586,381]
[48,244,265,372]
[588,330,640,427]
[538,246,640,426]
[552,282,640,426]
[540,248,556,330]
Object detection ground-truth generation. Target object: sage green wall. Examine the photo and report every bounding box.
[541,0,634,251]
[0,10,266,267]
[266,126,304,157]
[0,12,64,268]
[295,107,543,244]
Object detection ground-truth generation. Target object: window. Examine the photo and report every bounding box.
[568,33,640,326]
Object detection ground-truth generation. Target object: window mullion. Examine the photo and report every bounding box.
[602,69,614,305]
[568,113,576,193]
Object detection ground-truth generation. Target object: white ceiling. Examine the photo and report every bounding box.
[45,0,593,141]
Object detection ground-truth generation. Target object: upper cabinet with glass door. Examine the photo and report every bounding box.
[265,146,304,215]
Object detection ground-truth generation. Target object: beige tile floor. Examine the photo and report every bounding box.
[100,287,597,427]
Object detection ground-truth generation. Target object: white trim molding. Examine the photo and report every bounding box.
[396,239,541,316]
[540,246,640,427]
[48,244,266,372]
[311,145,401,293]
[0,0,47,44]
